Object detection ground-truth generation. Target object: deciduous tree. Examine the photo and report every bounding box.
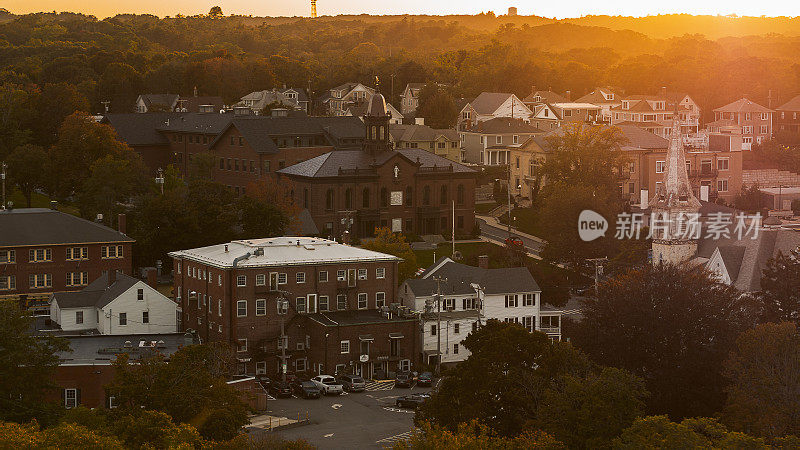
[574,264,755,419]
[361,227,418,283]
[395,420,566,449]
[757,249,800,323]
[6,144,49,207]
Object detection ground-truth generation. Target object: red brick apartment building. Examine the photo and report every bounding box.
[0,208,132,309]
[169,236,417,379]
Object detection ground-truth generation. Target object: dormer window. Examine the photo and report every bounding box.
[622,101,629,109]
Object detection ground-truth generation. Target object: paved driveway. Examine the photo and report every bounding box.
[477,218,544,257]
[252,382,428,449]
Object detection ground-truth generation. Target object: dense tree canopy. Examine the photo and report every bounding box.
[574,264,756,420]
[757,249,800,323]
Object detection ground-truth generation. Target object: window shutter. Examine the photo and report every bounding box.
[61,389,66,406]
[76,388,81,406]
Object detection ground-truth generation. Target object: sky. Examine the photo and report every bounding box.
[2,0,797,20]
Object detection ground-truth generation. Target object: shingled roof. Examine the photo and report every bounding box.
[776,94,800,112]
[420,257,540,295]
[470,117,544,134]
[389,124,459,142]
[277,148,475,178]
[714,98,773,113]
[0,208,132,247]
[469,92,516,115]
[51,273,141,309]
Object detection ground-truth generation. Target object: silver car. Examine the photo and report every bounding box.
[337,374,366,392]
[311,375,344,395]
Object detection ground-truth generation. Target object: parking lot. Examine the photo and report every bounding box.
[249,380,433,448]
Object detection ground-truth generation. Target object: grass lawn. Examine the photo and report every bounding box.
[499,207,544,238]
[475,202,499,215]
[7,188,80,215]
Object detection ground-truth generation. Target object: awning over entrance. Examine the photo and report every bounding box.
[359,334,374,341]
[388,333,404,339]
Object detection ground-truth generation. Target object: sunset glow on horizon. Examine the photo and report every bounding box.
[2,0,798,20]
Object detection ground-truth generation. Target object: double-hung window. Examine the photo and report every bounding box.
[237,300,247,317]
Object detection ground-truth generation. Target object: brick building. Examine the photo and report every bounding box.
[775,94,800,136]
[0,209,132,309]
[168,236,417,378]
[277,94,478,239]
[102,112,365,195]
[712,98,774,149]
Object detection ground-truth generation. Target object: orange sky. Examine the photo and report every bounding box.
[2,0,796,20]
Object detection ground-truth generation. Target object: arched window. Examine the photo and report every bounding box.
[457,185,465,205]
[380,188,388,207]
[405,187,412,206]
[326,189,335,210]
[423,186,431,205]
[344,188,352,209]
[372,126,377,139]
[362,188,370,208]
[440,185,448,205]
[379,126,385,140]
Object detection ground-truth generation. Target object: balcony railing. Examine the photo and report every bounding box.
[538,326,561,335]
[689,169,718,179]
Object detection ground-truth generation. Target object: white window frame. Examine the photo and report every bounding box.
[296,272,306,284]
[357,293,368,309]
[64,388,78,408]
[319,295,330,312]
[256,299,266,316]
[255,274,266,286]
[376,267,385,279]
[376,292,386,308]
[236,275,246,287]
[655,161,665,174]
[296,296,307,313]
[319,271,328,282]
[357,269,367,280]
[717,158,729,171]
[337,294,347,310]
[278,273,288,285]
[237,300,247,317]
[337,270,346,281]
[218,300,222,317]
[119,312,127,326]
[256,361,267,375]
[340,340,350,354]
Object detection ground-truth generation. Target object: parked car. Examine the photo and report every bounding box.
[417,372,433,387]
[505,235,525,249]
[337,374,366,392]
[292,380,321,399]
[311,375,344,395]
[268,380,292,398]
[396,393,430,409]
[395,372,413,388]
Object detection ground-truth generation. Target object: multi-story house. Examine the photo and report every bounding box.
[575,87,622,123]
[457,92,533,131]
[775,94,800,136]
[459,117,544,165]
[611,91,701,138]
[237,88,308,114]
[344,101,404,125]
[398,255,562,367]
[317,82,376,116]
[135,94,179,113]
[389,123,461,162]
[277,94,477,239]
[135,92,223,114]
[401,83,426,115]
[712,98,773,149]
[0,208,133,309]
[521,88,568,109]
[49,272,179,335]
[169,236,416,379]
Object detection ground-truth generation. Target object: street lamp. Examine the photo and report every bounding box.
[155,168,165,195]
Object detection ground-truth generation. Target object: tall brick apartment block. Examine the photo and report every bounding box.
[169,237,418,379]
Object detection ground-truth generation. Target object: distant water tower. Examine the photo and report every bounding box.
[508,6,517,16]
[311,0,317,18]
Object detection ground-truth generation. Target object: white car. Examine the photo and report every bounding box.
[311,375,344,395]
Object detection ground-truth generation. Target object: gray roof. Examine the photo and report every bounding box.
[614,124,669,149]
[181,96,224,113]
[471,117,544,134]
[277,148,475,178]
[306,310,415,327]
[469,92,515,115]
[700,229,800,292]
[523,90,568,104]
[140,94,179,110]
[0,208,132,247]
[777,94,800,112]
[51,273,141,309]
[420,257,541,295]
[102,113,173,146]
[389,124,459,142]
[403,278,476,297]
[56,333,191,366]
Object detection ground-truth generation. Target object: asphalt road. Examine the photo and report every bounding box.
[254,381,430,449]
[477,218,544,257]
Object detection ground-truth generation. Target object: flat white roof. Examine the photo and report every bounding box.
[168,237,401,269]
[552,102,601,109]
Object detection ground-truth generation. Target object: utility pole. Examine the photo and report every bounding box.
[586,257,608,295]
[432,276,446,376]
[451,200,455,257]
[507,162,512,235]
[1,161,6,210]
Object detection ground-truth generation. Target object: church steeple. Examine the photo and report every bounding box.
[363,84,390,155]
[650,110,701,265]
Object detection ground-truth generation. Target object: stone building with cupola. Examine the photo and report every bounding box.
[277,92,478,240]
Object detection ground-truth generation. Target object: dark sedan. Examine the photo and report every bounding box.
[417,372,433,387]
[292,380,321,399]
[396,393,430,409]
[395,372,413,388]
[268,381,292,398]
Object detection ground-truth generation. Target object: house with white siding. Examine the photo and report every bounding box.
[457,92,533,131]
[49,272,179,335]
[399,256,562,367]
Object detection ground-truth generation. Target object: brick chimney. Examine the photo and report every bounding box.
[107,270,117,286]
[477,255,489,269]
[117,213,127,235]
[565,90,571,101]
[146,268,158,290]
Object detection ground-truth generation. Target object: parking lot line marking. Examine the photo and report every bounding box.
[376,430,416,444]
[324,433,334,438]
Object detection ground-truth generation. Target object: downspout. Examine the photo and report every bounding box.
[230,251,253,350]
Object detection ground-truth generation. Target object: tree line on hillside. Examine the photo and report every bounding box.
[0,13,798,130]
